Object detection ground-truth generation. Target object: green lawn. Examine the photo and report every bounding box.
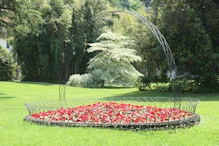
[0,81,219,146]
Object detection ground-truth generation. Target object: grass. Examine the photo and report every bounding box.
[0,81,219,146]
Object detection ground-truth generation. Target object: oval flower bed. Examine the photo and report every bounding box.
[30,102,193,125]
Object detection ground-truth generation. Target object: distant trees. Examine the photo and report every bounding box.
[2,0,218,88]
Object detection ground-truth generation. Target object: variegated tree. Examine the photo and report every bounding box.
[67,31,143,87]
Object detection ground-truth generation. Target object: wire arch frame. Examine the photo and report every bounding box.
[95,10,176,74]
[59,10,177,101]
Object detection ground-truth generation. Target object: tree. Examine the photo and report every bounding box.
[108,0,141,10]
[12,0,108,82]
[78,0,107,74]
[0,0,16,37]
[67,31,143,87]
[69,8,85,74]
[122,20,167,78]
[88,31,143,86]
[151,0,219,84]
[13,0,71,82]
[0,45,15,81]
[0,0,43,38]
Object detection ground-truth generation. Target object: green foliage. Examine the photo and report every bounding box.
[0,0,16,37]
[13,0,71,81]
[151,0,219,84]
[123,21,167,78]
[12,0,106,82]
[193,84,219,93]
[0,46,15,81]
[169,77,219,93]
[108,0,141,10]
[137,76,169,91]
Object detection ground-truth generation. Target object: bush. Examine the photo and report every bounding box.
[168,77,200,93]
[0,46,15,81]
[137,76,170,91]
[66,73,104,88]
[192,84,219,93]
[66,74,82,86]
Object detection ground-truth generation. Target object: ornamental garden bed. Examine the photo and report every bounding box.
[24,97,200,130]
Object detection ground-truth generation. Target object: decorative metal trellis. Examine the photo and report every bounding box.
[24,10,200,130]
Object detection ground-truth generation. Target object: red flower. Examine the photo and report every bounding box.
[31,102,193,125]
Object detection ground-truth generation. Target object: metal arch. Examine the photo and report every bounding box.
[94,10,176,77]
[59,10,177,101]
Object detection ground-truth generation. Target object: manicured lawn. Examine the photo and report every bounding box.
[0,81,219,146]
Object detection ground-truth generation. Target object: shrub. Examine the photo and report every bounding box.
[137,76,169,91]
[0,46,15,81]
[67,73,104,87]
[168,77,199,93]
[66,74,82,86]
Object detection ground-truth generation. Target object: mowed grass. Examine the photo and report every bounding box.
[0,81,219,146]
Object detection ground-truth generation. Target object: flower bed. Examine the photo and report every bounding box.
[30,102,193,125]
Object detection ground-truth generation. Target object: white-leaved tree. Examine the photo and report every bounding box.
[67,31,143,87]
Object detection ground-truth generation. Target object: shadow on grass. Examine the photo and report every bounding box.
[0,96,16,99]
[70,86,133,89]
[13,81,54,86]
[100,90,219,102]
[0,93,16,99]
[97,91,179,104]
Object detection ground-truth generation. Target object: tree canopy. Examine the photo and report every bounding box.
[1,0,218,89]
[151,0,219,84]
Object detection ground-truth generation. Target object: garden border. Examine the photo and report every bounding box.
[24,97,200,130]
[23,114,200,130]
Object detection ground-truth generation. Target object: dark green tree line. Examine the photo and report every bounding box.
[150,0,219,84]
[12,0,106,82]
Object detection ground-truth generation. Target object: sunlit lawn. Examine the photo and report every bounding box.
[0,81,219,146]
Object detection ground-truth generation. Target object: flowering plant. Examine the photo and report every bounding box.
[31,102,192,124]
